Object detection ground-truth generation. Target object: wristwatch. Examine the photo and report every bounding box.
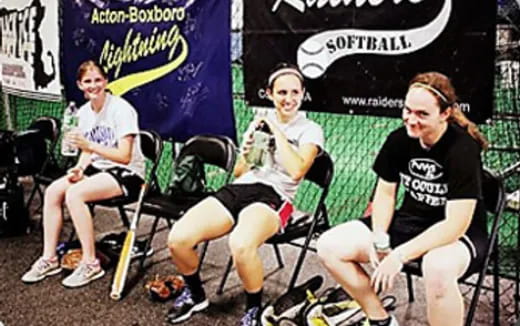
[373,231,390,252]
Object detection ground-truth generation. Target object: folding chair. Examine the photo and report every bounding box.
[25,116,66,213]
[403,167,506,326]
[137,134,237,270]
[217,150,334,294]
[89,130,163,228]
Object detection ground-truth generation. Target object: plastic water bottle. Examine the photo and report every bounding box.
[61,101,79,156]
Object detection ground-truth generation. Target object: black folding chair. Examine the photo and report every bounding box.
[88,130,163,229]
[25,116,66,213]
[137,134,237,270]
[217,150,334,294]
[403,167,506,326]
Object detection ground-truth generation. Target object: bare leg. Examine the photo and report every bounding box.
[317,220,389,320]
[167,197,234,275]
[422,241,471,326]
[65,173,123,262]
[42,176,75,259]
[228,203,280,292]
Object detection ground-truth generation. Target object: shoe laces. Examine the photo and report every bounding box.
[174,286,194,308]
[35,257,55,272]
[240,306,259,326]
[75,260,99,276]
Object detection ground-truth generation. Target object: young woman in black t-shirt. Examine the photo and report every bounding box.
[316,72,489,326]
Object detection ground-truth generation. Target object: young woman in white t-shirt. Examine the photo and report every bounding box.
[166,63,324,325]
[22,60,144,288]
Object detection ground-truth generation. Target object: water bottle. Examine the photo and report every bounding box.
[61,101,79,156]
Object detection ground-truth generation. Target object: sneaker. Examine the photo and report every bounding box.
[131,239,154,260]
[240,306,260,326]
[61,259,105,288]
[261,275,323,325]
[356,315,399,326]
[21,257,62,283]
[166,286,209,324]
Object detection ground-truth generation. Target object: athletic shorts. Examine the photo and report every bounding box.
[212,183,294,230]
[358,212,488,279]
[84,165,144,201]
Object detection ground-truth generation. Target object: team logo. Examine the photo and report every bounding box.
[409,158,443,181]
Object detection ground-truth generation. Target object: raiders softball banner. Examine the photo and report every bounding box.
[0,0,61,101]
[244,0,496,123]
[61,0,235,142]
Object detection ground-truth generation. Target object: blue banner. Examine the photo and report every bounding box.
[61,0,235,142]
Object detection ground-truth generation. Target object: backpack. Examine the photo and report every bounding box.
[14,129,47,176]
[0,173,30,237]
[169,155,206,196]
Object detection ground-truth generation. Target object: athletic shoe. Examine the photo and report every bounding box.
[240,306,260,326]
[131,239,154,260]
[61,259,105,288]
[21,257,62,283]
[356,315,399,326]
[166,286,209,324]
[260,275,323,326]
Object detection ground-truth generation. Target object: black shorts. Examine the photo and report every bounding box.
[358,212,488,279]
[212,183,294,229]
[84,165,144,201]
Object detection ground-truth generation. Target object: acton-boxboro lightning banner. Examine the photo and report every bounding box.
[61,0,235,142]
[0,0,62,101]
[244,0,496,123]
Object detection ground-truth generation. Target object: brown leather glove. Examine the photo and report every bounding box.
[145,275,185,302]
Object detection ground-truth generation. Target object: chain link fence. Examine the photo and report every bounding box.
[0,0,519,322]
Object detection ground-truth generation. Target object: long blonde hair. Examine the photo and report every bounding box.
[409,72,489,150]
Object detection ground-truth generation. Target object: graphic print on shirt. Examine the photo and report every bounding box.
[400,158,448,207]
[85,125,116,148]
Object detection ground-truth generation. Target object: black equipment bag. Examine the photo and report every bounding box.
[14,129,47,176]
[0,130,15,169]
[0,174,30,237]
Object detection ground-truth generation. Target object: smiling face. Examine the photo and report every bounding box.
[77,66,108,102]
[403,86,451,144]
[267,73,304,122]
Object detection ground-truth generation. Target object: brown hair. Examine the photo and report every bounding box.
[76,60,108,81]
[409,72,489,150]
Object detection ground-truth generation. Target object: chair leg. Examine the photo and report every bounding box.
[272,244,284,269]
[198,241,210,272]
[139,216,161,272]
[217,257,233,295]
[118,206,130,228]
[26,184,40,211]
[406,272,415,303]
[493,249,500,326]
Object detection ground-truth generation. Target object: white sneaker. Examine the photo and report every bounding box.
[21,257,62,283]
[61,259,105,288]
[359,315,399,326]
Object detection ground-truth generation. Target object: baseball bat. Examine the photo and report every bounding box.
[110,183,148,300]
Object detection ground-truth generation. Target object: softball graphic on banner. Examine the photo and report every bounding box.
[297,0,451,79]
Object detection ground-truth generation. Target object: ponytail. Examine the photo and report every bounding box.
[448,104,489,151]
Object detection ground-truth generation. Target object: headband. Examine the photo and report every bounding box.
[268,68,304,86]
[410,82,449,104]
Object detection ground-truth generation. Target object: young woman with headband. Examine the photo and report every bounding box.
[316,72,488,326]
[21,60,145,288]
[165,63,324,325]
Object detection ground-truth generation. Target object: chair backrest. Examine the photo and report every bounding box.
[29,116,61,143]
[139,130,164,187]
[481,168,506,216]
[178,134,236,173]
[304,150,334,190]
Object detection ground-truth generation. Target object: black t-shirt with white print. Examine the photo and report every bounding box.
[373,124,486,234]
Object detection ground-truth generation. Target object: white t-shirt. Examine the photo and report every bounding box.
[78,94,145,178]
[235,111,325,201]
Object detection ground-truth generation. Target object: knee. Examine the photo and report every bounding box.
[64,186,84,207]
[45,181,64,203]
[316,226,362,264]
[422,253,459,299]
[167,224,197,253]
[228,232,256,261]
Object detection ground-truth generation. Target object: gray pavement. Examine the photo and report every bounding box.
[0,183,514,326]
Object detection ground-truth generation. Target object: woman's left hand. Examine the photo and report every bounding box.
[370,249,403,293]
[67,131,91,152]
[257,117,282,138]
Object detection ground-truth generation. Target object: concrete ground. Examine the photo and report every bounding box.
[0,182,515,326]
